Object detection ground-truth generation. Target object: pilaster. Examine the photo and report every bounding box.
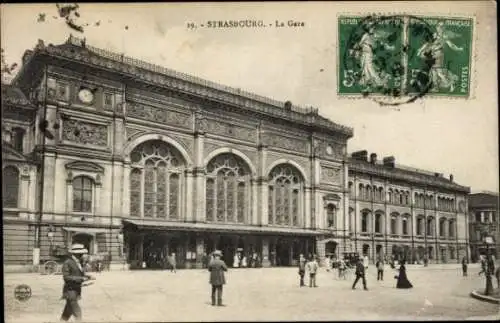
[43,152,57,213]
[185,169,195,222]
[304,187,311,228]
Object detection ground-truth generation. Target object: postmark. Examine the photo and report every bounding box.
[14,284,32,302]
[337,14,474,105]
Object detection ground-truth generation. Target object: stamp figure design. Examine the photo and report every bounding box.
[338,15,473,102]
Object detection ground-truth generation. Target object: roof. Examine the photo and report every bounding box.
[348,157,470,192]
[1,83,31,106]
[469,192,499,209]
[20,36,353,138]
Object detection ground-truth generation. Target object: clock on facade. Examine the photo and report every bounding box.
[78,88,94,104]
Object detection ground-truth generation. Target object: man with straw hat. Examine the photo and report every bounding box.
[208,250,228,306]
[60,243,95,321]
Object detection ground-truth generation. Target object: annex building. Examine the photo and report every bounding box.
[2,36,470,271]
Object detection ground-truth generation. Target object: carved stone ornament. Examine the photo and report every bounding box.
[322,167,342,183]
[127,103,191,128]
[62,119,108,146]
[262,133,307,153]
[205,119,256,142]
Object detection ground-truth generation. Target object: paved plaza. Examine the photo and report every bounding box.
[4,264,500,322]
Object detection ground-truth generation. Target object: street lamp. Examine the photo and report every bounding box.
[483,235,494,296]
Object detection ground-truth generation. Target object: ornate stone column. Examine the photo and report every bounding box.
[122,161,131,217]
[185,169,195,222]
[304,187,311,228]
[193,111,206,222]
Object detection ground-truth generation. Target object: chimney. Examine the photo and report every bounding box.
[284,101,292,110]
[352,150,368,162]
[382,156,395,168]
[449,174,454,182]
[370,153,377,164]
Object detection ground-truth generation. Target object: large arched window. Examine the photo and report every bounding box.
[268,164,303,226]
[326,204,336,228]
[206,153,250,223]
[73,176,93,212]
[2,166,19,208]
[129,140,185,219]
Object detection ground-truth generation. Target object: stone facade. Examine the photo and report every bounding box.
[2,36,470,271]
[468,192,499,262]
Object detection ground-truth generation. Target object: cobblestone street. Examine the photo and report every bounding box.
[4,264,500,322]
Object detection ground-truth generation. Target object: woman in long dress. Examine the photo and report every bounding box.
[396,259,413,289]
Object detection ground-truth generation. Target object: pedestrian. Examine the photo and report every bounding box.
[202,252,208,269]
[479,256,487,276]
[169,253,177,273]
[352,258,368,291]
[495,267,500,288]
[461,256,468,277]
[395,259,413,289]
[60,244,95,322]
[376,258,384,281]
[298,254,306,287]
[242,255,248,268]
[338,258,347,280]
[363,255,369,270]
[306,256,319,287]
[208,250,228,306]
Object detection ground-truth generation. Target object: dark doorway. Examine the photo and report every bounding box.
[276,238,291,266]
[143,234,166,269]
[217,235,234,266]
[325,241,337,258]
[72,233,93,254]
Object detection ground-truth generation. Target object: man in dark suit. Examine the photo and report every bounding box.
[352,258,368,291]
[208,250,228,306]
[60,244,95,321]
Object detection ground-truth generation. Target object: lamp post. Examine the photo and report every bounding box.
[483,235,494,296]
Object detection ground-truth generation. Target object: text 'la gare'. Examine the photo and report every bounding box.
[276,20,306,27]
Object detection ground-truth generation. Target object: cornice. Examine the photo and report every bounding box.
[29,36,353,138]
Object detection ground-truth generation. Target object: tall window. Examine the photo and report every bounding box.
[391,215,398,234]
[129,140,184,219]
[12,128,25,153]
[375,213,382,233]
[402,217,408,235]
[448,220,455,238]
[206,154,250,223]
[366,185,372,200]
[348,182,353,198]
[439,218,446,237]
[388,189,393,203]
[378,187,384,202]
[359,184,365,200]
[327,204,336,228]
[361,211,369,232]
[426,217,434,236]
[2,166,19,208]
[73,176,93,212]
[416,217,423,235]
[268,164,303,226]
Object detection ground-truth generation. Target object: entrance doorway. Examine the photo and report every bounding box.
[325,241,337,258]
[217,235,235,266]
[143,234,166,269]
[72,233,93,254]
[276,238,291,266]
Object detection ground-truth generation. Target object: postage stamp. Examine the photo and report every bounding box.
[338,15,474,103]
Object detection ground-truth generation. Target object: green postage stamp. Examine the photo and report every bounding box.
[338,15,474,101]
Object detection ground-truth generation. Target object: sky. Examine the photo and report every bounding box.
[1,2,498,193]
